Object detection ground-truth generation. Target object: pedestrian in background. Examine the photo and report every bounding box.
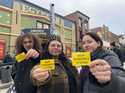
[110,42,123,65]
[3,51,13,63]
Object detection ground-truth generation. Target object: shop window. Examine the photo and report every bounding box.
[36,21,50,29]
[0,11,12,25]
[43,24,49,29]
[0,0,13,8]
[64,19,72,28]
[78,17,82,27]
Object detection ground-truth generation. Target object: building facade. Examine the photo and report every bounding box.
[65,11,89,51]
[0,0,76,59]
[90,25,119,48]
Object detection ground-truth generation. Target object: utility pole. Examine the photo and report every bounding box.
[50,2,56,35]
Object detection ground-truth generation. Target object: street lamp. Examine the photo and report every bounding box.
[49,0,56,35]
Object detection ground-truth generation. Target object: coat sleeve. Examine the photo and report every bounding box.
[102,50,125,93]
[11,58,17,79]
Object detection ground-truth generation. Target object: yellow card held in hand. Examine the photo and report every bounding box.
[40,59,55,70]
[16,52,26,62]
[72,52,91,67]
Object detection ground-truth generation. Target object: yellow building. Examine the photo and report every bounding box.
[0,0,76,58]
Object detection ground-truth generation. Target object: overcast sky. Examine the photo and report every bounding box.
[27,0,125,35]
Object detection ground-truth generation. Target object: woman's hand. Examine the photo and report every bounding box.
[26,49,40,59]
[31,65,50,83]
[89,59,111,84]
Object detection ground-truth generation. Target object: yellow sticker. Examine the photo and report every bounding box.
[72,52,91,67]
[16,52,26,62]
[40,59,55,70]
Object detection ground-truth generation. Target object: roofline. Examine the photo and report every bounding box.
[16,0,75,23]
[91,26,119,36]
[76,11,90,19]
[65,10,89,19]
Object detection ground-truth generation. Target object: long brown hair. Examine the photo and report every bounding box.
[43,35,68,62]
[15,33,41,54]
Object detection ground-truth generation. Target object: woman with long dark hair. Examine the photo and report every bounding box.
[31,35,79,93]
[81,32,125,93]
[12,33,41,93]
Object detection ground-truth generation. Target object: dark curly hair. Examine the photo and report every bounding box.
[15,33,41,55]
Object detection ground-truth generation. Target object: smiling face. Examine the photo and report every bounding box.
[82,35,101,52]
[23,37,34,51]
[48,40,62,56]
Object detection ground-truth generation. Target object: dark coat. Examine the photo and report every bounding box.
[3,54,13,63]
[12,57,40,93]
[38,60,80,93]
[81,48,125,93]
[111,47,123,63]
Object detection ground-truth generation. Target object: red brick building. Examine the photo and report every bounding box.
[65,11,89,51]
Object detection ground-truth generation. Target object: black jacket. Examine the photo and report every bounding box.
[12,57,40,93]
[81,48,125,93]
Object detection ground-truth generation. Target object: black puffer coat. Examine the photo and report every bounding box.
[12,57,40,93]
